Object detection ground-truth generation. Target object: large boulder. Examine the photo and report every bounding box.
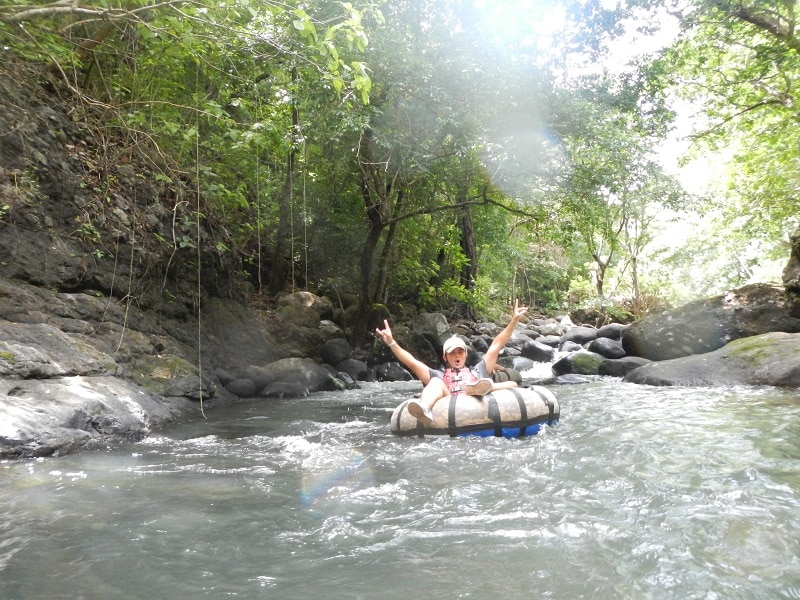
[623,331,800,388]
[318,338,351,366]
[561,326,598,345]
[413,312,451,349]
[276,303,320,329]
[621,283,800,361]
[276,291,333,320]
[258,357,339,392]
[0,375,193,458]
[336,358,370,381]
[596,323,627,340]
[374,361,413,382]
[202,297,285,368]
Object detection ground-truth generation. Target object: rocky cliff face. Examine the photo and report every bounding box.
[0,57,244,312]
[0,58,292,457]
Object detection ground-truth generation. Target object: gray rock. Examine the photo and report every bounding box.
[587,337,626,359]
[624,332,800,387]
[559,341,583,353]
[258,357,339,392]
[375,361,413,382]
[224,378,258,398]
[0,376,192,458]
[261,381,309,398]
[162,373,215,401]
[519,339,556,362]
[413,312,451,348]
[536,335,561,348]
[318,338,351,366]
[529,317,568,337]
[561,326,599,345]
[502,356,537,372]
[621,283,800,361]
[336,371,360,390]
[596,323,627,340]
[243,365,277,390]
[336,358,370,381]
[599,356,651,377]
[214,367,236,386]
[276,303,321,329]
[276,291,333,320]
[552,350,605,376]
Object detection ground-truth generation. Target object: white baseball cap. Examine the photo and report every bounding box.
[442,336,467,354]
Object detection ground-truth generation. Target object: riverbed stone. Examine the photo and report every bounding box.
[276,291,333,320]
[621,283,800,361]
[374,361,413,382]
[520,339,556,362]
[596,323,627,340]
[259,357,339,391]
[561,325,599,345]
[224,378,258,398]
[0,375,193,458]
[261,381,309,398]
[552,350,605,376]
[336,358,370,381]
[599,356,651,377]
[587,337,626,359]
[623,331,800,387]
[318,338,351,366]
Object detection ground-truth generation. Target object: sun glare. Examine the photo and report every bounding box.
[471,0,567,54]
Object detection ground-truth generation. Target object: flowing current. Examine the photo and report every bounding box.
[2,377,800,599]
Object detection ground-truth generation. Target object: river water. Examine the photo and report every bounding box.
[2,376,800,599]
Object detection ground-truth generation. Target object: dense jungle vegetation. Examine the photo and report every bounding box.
[1,0,798,333]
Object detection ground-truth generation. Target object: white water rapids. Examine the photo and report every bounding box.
[1,377,800,599]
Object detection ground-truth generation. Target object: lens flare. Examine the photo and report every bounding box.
[300,448,374,516]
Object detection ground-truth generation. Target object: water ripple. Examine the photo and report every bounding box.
[1,380,800,599]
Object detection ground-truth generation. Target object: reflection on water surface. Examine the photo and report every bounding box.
[2,379,800,599]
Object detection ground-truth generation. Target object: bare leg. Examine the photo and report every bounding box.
[407,378,449,424]
[420,378,449,409]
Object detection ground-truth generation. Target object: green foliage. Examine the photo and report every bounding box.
[647,0,800,289]
[9,0,794,323]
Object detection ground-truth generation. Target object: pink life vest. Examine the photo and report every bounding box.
[441,366,479,395]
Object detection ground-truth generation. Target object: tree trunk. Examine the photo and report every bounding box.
[593,253,608,296]
[783,225,800,317]
[352,125,393,343]
[374,188,406,303]
[353,203,386,343]
[457,199,477,320]
[268,66,298,295]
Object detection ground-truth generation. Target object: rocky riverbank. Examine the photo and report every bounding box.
[3,271,800,458]
[3,56,800,459]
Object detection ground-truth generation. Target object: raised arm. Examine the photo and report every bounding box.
[374,319,432,384]
[483,299,528,374]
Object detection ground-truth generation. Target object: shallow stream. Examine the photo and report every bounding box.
[2,376,800,599]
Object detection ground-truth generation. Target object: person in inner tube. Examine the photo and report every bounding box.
[375,299,528,425]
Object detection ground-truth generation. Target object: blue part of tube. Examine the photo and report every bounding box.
[457,421,557,439]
